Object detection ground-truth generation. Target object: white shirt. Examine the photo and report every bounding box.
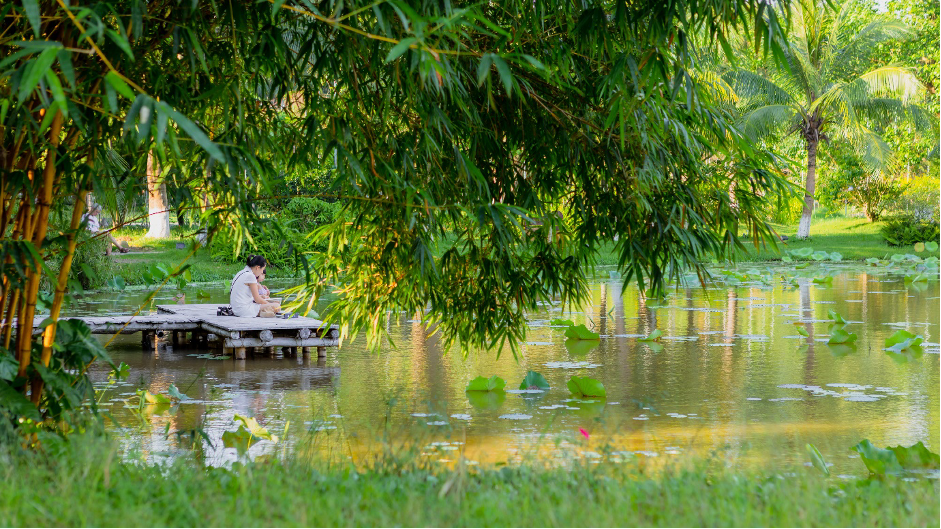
[229,267,259,317]
[83,213,100,233]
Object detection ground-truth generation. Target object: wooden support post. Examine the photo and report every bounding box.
[141,332,152,351]
[264,346,274,356]
[172,331,179,346]
[317,346,326,358]
[302,347,310,357]
[223,347,233,357]
[235,347,246,360]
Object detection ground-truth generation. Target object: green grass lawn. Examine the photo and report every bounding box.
[1,435,937,527]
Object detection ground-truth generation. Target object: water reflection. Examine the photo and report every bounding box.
[84,264,939,472]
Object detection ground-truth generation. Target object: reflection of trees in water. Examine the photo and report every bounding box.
[800,282,816,379]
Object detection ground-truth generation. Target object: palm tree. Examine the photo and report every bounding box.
[725,0,931,238]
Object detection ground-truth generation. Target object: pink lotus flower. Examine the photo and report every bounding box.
[579,428,590,439]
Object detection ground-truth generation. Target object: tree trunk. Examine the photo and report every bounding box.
[146,153,170,238]
[796,137,819,239]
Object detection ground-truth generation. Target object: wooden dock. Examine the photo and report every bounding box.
[47,304,339,360]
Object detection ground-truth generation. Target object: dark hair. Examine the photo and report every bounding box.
[246,255,267,268]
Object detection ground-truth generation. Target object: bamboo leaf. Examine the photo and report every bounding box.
[491,54,513,95]
[164,106,225,162]
[20,0,41,37]
[385,37,417,63]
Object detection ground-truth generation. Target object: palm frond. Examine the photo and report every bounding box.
[854,128,897,172]
[739,104,800,140]
[856,66,923,104]
[723,69,794,106]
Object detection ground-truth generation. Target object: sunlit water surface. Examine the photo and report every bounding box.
[73,263,939,476]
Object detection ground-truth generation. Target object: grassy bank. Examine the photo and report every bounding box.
[0,435,938,527]
[101,215,936,288]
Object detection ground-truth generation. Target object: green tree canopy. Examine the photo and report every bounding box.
[722,0,934,239]
[1,0,791,421]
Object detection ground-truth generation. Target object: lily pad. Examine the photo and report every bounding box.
[865,257,880,266]
[827,328,857,344]
[167,384,190,401]
[812,276,833,285]
[549,318,575,327]
[638,329,663,342]
[884,330,924,352]
[888,441,940,469]
[140,390,171,404]
[564,324,599,341]
[519,370,550,390]
[852,440,901,475]
[564,338,598,356]
[827,310,846,324]
[567,376,606,398]
[466,375,506,392]
[791,247,813,258]
[925,241,939,252]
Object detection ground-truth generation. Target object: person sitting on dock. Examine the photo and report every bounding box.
[256,271,270,299]
[230,255,280,317]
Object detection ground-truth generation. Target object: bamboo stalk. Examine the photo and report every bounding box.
[16,111,64,382]
[2,289,20,350]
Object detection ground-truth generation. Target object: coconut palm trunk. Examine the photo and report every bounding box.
[145,153,171,239]
[797,134,819,239]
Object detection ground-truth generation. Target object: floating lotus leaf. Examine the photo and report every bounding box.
[925,241,939,252]
[865,257,880,266]
[827,310,846,324]
[888,441,940,469]
[828,252,842,262]
[141,390,171,404]
[790,248,813,258]
[519,370,550,390]
[852,439,901,475]
[885,330,923,352]
[549,318,575,327]
[812,276,833,284]
[795,262,811,270]
[827,328,857,344]
[638,329,663,342]
[564,324,599,340]
[466,375,506,392]
[564,338,598,355]
[167,384,190,401]
[811,251,829,261]
[567,376,606,397]
[793,323,809,337]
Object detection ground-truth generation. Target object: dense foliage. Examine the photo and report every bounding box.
[0,0,795,423]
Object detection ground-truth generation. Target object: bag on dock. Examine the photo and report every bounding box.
[217,306,235,316]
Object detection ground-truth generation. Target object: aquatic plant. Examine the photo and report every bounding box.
[465,376,506,392]
[852,440,939,475]
[563,325,599,341]
[884,330,924,352]
[567,376,606,398]
[519,371,549,390]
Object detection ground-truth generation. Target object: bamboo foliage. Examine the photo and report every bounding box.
[2,0,794,424]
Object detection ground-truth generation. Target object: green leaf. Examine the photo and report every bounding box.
[564,338,598,355]
[167,384,190,401]
[795,262,811,269]
[566,376,606,398]
[638,329,663,342]
[549,318,575,327]
[141,390,171,404]
[827,310,846,324]
[234,413,278,442]
[781,254,792,263]
[476,53,493,86]
[21,0,41,37]
[790,248,813,258]
[563,324,599,340]
[490,54,513,95]
[18,46,59,104]
[925,242,939,252]
[913,242,925,252]
[385,37,417,63]
[164,105,225,162]
[519,370,549,390]
[852,439,902,475]
[865,257,880,266]
[105,71,136,100]
[806,443,830,476]
[466,375,506,392]
[811,251,829,261]
[827,328,857,344]
[794,324,809,337]
[828,252,842,262]
[114,362,130,380]
[0,380,41,421]
[884,330,923,352]
[887,442,940,469]
[196,288,211,299]
[812,276,833,284]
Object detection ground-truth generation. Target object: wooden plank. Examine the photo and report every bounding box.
[157,304,338,335]
[223,337,339,348]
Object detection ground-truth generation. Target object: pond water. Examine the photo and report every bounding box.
[76,262,939,475]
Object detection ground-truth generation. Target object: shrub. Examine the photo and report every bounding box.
[41,216,113,292]
[880,215,940,247]
[888,175,940,223]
